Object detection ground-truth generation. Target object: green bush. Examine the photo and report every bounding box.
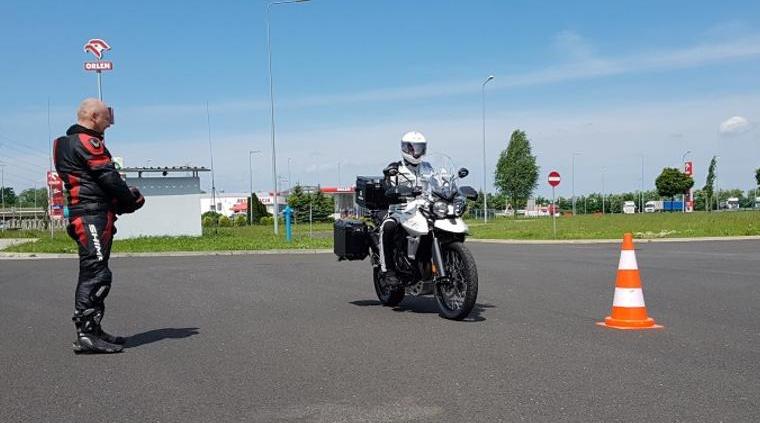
[218,216,232,227]
[259,216,285,226]
[233,215,247,227]
[202,216,216,227]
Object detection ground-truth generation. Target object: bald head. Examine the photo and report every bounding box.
[77,98,112,133]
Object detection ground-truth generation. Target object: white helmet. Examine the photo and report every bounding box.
[401,131,427,165]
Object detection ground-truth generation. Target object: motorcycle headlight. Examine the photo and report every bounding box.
[432,201,448,218]
[454,198,467,216]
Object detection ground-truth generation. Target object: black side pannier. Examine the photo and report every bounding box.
[355,176,389,210]
[334,219,369,261]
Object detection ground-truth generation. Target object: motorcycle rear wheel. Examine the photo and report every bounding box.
[434,242,478,320]
[373,267,405,306]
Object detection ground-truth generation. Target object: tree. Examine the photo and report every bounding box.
[755,167,760,187]
[17,188,49,209]
[703,156,717,211]
[655,168,694,200]
[311,189,335,222]
[1,187,17,207]
[287,185,310,222]
[494,130,539,212]
[248,193,270,224]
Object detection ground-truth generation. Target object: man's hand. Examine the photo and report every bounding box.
[114,186,145,215]
[130,187,145,211]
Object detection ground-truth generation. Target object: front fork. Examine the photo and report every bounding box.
[431,233,447,279]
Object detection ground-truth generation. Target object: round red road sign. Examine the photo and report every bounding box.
[548,171,561,187]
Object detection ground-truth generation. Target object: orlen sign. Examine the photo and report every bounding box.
[84,61,113,71]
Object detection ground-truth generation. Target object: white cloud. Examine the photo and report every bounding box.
[719,116,751,135]
[554,30,596,61]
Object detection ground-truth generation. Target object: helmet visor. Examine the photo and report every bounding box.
[401,141,426,159]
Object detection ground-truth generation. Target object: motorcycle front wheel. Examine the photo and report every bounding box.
[373,267,405,306]
[434,242,478,320]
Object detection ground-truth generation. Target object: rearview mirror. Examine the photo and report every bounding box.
[458,168,469,178]
[459,186,478,201]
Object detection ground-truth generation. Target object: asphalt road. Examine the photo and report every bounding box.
[1,241,759,422]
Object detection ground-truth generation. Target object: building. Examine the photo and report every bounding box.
[200,192,288,217]
[116,166,209,238]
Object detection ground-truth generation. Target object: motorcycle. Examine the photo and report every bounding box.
[335,155,480,320]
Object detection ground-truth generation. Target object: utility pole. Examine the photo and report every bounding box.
[1,164,5,232]
[481,75,494,223]
[249,150,261,225]
[206,102,217,213]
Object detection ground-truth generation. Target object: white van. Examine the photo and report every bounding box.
[623,201,637,214]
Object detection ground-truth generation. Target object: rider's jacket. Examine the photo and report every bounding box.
[385,159,433,193]
[384,159,433,213]
[53,124,140,216]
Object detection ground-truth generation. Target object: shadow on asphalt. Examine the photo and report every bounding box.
[124,327,200,348]
[350,298,495,322]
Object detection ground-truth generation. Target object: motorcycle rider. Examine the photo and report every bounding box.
[379,131,433,284]
[54,98,145,354]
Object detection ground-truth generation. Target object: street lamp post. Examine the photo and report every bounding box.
[481,75,494,223]
[287,157,292,191]
[601,167,606,215]
[681,150,691,213]
[249,150,261,225]
[640,155,644,213]
[0,164,5,232]
[571,152,581,215]
[266,0,311,235]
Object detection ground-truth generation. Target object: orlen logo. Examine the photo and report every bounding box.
[84,39,111,60]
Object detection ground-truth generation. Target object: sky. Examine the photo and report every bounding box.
[1,0,759,199]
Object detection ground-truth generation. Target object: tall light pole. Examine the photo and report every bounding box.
[287,157,292,191]
[571,152,581,215]
[0,163,5,232]
[601,167,606,215]
[206,102,217,213]
[267,0,311,236]
[249,150,261,225]
[481,75,494,223]
[681,150,691,213]
[640,155,644,213]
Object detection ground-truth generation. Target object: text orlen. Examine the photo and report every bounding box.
[84,61,113,71]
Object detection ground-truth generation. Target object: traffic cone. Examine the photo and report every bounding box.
[597,233,663,330]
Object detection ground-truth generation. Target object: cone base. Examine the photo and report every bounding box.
[596,316,663,330]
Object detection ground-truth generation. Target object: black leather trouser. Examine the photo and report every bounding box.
[66,211,116,334]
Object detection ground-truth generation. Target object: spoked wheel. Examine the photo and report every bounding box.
[434,242,478,320]
[373,267,405,306]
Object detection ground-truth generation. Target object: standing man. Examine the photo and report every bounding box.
[54,98,144,354]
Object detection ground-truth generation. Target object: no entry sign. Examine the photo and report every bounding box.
[548,171,561,187]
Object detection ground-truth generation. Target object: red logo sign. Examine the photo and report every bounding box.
[47,171,65,220]
[548,171,561,187]
[83,39,111,60]
[684,161,693,176]
[84,61,113,71]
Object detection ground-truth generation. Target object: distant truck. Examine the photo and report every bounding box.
[623,201,637,214]
[644,200,683,212]
[755,197,760,209]
[726,197,740,210]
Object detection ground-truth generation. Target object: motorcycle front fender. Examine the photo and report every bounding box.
[433,217,469,234]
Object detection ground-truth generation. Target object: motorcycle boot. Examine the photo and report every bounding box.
[72,308,123,354]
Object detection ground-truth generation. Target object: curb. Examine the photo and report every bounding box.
[469,235,760,245]
[0,249,333,260]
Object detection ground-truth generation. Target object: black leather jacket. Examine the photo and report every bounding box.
[53,124,140,215]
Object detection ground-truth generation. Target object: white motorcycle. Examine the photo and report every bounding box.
[335,155,480,320]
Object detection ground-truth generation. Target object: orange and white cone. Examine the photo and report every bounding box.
[597,233,663,330]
